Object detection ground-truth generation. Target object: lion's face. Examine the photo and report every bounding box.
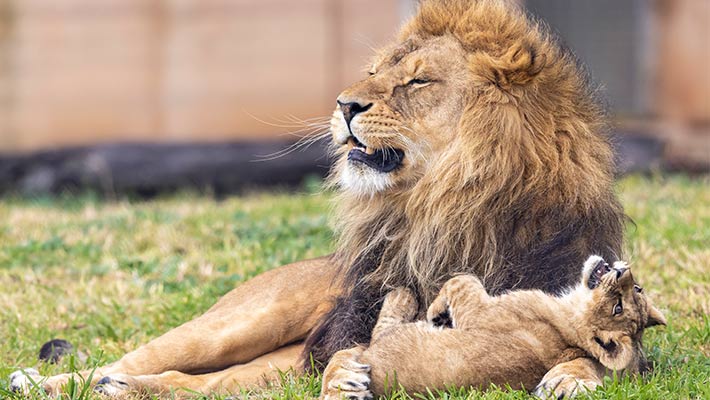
[330,35,470,195]
[581,257,666,372]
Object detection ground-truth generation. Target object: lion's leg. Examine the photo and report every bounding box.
[370,288,418,342]
[11,257,339,396]
[93,343,305,398]
[426,274,487,329]
[320,346,372,400]
[317,288,418,400]
[318,290,417,400]
[533,357,607,398]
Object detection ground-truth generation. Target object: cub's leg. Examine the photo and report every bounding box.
[370,288,418,342]
[426,274,488,329]
[10,257,339,396]
[533,357,606,399]
[93,343,305,398]
[319,288,417,400]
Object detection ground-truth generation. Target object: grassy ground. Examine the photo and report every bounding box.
[0,175,708,399]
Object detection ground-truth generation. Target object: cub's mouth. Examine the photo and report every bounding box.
[588,258,612,289]
[594,336,618,354]
[346,135,404,173]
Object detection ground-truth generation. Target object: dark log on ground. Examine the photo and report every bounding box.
[0,140,332,197]
[613,131,665,175]
[0,133,692,198]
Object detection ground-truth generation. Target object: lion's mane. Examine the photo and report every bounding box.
[305,0,625,368]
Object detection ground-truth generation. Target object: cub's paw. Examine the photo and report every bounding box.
[429,308,453,328]
[382,287,418,321]
[320,348,372,400]
[9,368,44,395]
[426,293,451,328]
[534,374,599,399]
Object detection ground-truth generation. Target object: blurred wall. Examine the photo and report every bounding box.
[0,0,401,152]
[526,0,709,170]
[0,0,708,170]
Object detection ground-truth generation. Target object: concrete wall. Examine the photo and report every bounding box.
[0,0,401,151]
[1,0,707,170]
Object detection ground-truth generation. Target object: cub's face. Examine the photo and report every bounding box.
[330,35,470,196]
[581,256,666,372]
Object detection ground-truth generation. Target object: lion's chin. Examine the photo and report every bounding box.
[340,163,394,195]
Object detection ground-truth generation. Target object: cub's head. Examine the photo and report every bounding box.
[580,256,666,373]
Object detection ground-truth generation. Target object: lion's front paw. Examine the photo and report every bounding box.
[534,374,599,399]
[320,348,372,400]
[94,374,136,397]
[9,368,44,395]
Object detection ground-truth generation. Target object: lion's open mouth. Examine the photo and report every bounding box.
[346,135,404,173]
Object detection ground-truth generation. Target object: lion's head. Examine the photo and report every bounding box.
[327,0,624,304]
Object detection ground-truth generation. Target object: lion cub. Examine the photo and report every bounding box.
[349,256,666,397]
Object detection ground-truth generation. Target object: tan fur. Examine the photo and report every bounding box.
[11,1,627,398]
[328,0,622,300]
[349,257,665,396]
[13,258,340,397]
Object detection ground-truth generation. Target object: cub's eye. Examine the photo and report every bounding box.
[407,78,431,86]
[634,285,643,293]
[613,300,623,316]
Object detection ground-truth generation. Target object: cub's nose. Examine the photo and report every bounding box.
[614,266,629,279]
[337,99,373,128]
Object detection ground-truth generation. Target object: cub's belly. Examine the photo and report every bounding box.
[361,328,549,395]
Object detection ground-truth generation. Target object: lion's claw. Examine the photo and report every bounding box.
[94,374,134,397]
[320,347,373,400]
[9,368,44,395]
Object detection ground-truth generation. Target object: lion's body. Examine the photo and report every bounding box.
[306,0,624,368]
[354,258,665,396]
[11,0,628,398]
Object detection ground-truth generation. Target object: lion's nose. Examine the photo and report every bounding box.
[337,100,372,128]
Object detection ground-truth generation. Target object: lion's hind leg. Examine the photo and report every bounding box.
[370,287,418,342]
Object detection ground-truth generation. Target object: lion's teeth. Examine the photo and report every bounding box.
[365,147,375,155]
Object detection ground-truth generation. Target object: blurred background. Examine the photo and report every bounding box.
[0,0,708,196]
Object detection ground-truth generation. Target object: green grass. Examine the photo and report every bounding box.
[0,175,708,399]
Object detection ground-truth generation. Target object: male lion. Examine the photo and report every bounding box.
[321,256,666,399]
[10,0,625,397]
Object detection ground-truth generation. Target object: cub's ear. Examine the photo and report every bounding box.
[595,334,635,371]
[646,305,667,328]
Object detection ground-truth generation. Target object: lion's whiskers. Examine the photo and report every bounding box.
[254,119,332,161]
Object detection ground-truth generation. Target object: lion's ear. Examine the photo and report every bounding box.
[470,42,547,88]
